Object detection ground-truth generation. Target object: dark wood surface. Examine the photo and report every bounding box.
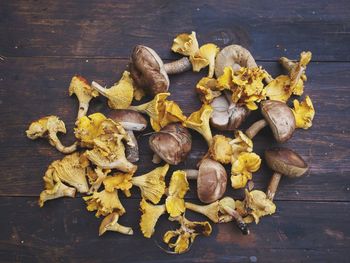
[0,0,349,262]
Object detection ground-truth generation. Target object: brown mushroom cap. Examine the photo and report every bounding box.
[261,100,296,143]
[210,94,249,131]
[197,159,227,203]
[149,123,192,165]
[129,45,169,96]
[109,110,147,131]
[265,147,308,177]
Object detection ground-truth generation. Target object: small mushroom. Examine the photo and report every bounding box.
[149,123,192,165]
[210,91,250,131]
[245,100,296,143]
[265,147,308,201]
[26,116,78,154]
[184,159,227,203]
[129,45,191,96]
[99,212,133,236]
[109,110,148,163]
[215,45,257,78]
[69,76,99,120]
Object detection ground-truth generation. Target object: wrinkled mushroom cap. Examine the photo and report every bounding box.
[265,147,308,177]
[210,94,249,131]
[197,159,227,203]
[215,45,257,77]
[149,123,192,165]
[109,110,148,131]
[261,100,296,143]
[129,45,169,96]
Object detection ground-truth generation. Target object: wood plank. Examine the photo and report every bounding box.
[0,197,349,262]
[0,58,349,201]
[1,0,350,61]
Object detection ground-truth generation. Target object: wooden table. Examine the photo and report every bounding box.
[1,1,349,262]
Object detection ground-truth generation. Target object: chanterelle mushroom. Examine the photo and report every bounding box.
[165,170,189,217]
[26,116,77,154]
[245,100,296,143]
[265,147,308,201]
[129,45,191,96]
[110,110,148,163]
[163,215,212,254]
[149,123,192,165]
[69,75,99,120]
[91,71,134,110]
[139,199,166,238]
[185,197,249,235]
[215,45,257,77]
[99,212,133,236]
[184,158,227,203]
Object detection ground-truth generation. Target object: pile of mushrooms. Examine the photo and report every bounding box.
[25,31,315,254]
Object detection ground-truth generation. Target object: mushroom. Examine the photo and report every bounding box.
[165,170,189,217]
[139,199,166,238]
[99,212,133,236]
[185,197,249,235]
[210,91,250,131]
[184,104,213,146]
[109,110,148,163]
[149,123,192,165]
[245,100,296,143]
[26,116,78,154]
[91,71,134,110]
[184,159,227,203]
[265,147,308,201]
[69,75,99,120]
[215,45,257,78]
[131,164,169,204]
[129,45,191,96]
[83,189,126,218]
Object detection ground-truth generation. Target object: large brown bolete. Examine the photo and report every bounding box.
[265,147,308,200]
[245,100,296,143]
[129,45,192,96]
[185,159,227,203]
[149,123,192,165]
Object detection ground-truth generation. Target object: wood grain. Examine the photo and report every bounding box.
[0,58,349,201]
[0,197,349,263]
[1,0,350,61]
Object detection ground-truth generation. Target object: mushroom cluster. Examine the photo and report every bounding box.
[26,31,315,254]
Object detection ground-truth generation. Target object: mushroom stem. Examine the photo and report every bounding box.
[125,130,139,163]
[50,134,78,154]
[222,205,249,235]
[77,101,89,120]
[266,172,282,201]
[91,81,109,97]
[184,169,199,180]
[185,202,206,214]
[245,119,268,139]
[106,224,134,235]
[163,57,192,75]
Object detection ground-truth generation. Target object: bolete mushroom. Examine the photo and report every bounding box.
[149,123,192,165]
[210,91,250,131]
[215,45,257,78]
[184,159,227,203]
[265,147,308,201]
[129,45,192,96]
[109,110,148,163]
[245,100,296,143]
